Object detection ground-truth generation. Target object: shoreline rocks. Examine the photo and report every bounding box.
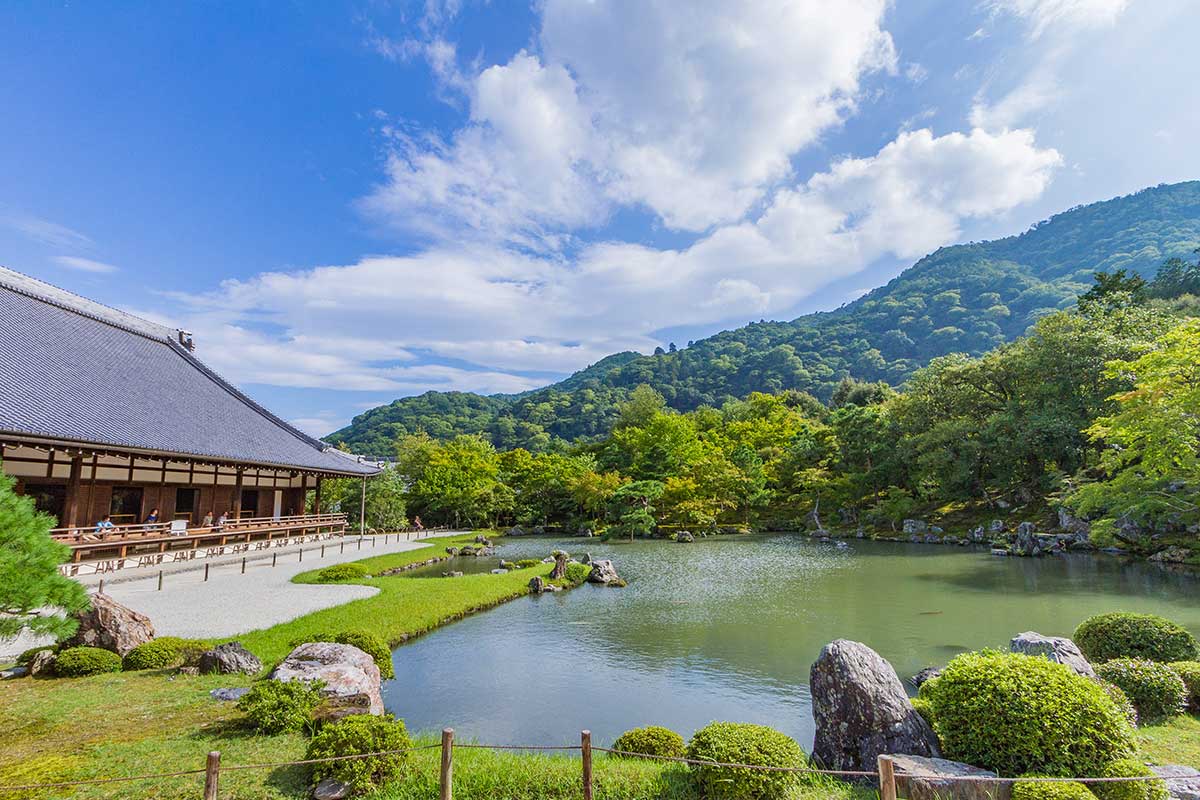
[891,755,1010,800]
[270,642,383,721]
[810,639,940,776]
[587,559,625,586]
[1009,632,1095,679]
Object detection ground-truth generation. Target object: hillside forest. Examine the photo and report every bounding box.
[323,256,1200,557]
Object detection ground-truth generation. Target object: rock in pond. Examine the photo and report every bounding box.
[891,755,1010,800]
[1152,765,1200,800]
[1009,632,1095,679]
[65,592,155,655]
[1014,522,1040,556]
[903,519,929,534]
[810,639,940,774]
[199,641,262,676]
[909,667,942,689]
[270,642,383,719]
[549,551,570,580]
[587,559,622,585]
[676,531,695,543]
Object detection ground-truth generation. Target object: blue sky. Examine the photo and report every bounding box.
[3,0,1198,436]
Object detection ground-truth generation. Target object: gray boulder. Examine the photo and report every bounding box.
[909,667,942,689]
[505,526,527,537]
[1150,546,1191,564]
[1057,507,1091,537]
[677,531,695,543]
[199,641,262,676]
[810,640,940,774]
[210,687,251,702]
[989,519,1005,533]
[312,778,351,800]
[587,560,622,585]
[1014,522,1040,556]
[1009,632,1095,679]
[549,551,570,580]
[891,755,1010,800]
[903,519,929,534]
[28,649,57,677]
[1,666,28,680]
[270,642,383,718]
[65,593,155,655]
[1152,765,1200,800]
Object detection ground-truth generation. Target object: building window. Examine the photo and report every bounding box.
[175,487,197,521]
[110,486,144,524]
[23,483,66,525]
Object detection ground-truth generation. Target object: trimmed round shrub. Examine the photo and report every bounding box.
[306,714,412,794]
[236,679,324,735]
[1098,679,1139,727]
[15,645,56,666]
[611,726,686,759]
[1075,613,1199,663]
[920,650,1135,777]
[686,722,806,800]
[291,631,394,680]
[1168,661,1200,711]
[54,646,122,677]
[1095,659,1186,724]
[1012,779,1096,800]
[563,562,591,585]
[910,697,936,729]
[314,563,369,583]
[122,637,207,671]
[1089,758,1169,800]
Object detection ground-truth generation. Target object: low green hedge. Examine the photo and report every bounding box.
[1168,661,1200,711]
[236,679,324,735]
[1074,613,1199,663]
[54,647,122,677]
[1012,779,1096,800]
[122,637,207,671]
[514,559,542,569]
[290,631,394,680]
[1095,659,1187,724]
[610,726,686,759]
[920,650,1136,777]
[686,722,806,800]
[1089,758,1169,800]
[306,714,412,795]
[314,563,369,583]
[1098,679,1139,727]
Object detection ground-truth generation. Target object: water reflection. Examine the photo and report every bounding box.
[382,534,1200,749]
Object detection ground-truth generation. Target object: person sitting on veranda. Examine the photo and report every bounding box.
[215,511,229,531]
[94,514,115,533]
[144,508,160,525]
[201,511,214,528]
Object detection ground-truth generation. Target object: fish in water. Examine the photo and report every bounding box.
[918,610,944,616]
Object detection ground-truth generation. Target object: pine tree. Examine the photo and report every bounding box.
[0,469,90,640]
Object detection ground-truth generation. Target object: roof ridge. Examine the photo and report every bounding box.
[0,264,179,344]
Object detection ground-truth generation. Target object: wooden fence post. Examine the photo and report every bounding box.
[203,751,221,800]
[440,728,454,800]
[581,730,593,800]
[878,755,896,800]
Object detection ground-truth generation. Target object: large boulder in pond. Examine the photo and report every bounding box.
[199,641,262,675]
[587,560,623,585]
[810,640,940,773]
[65,593,155,655]
[1009,632,1095,679]
[270,642,383,720]
[892,755,1010,800]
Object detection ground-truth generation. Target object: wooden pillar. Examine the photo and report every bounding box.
[85,454,97,524]
[313,476,322,515]
[300,473,308,514]
[233,467,244,519]
[211,464,219,516]
[63,453,83,528]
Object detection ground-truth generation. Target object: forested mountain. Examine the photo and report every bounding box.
[330,182,1200,456]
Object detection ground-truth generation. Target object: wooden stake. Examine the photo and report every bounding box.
[157,570,163,591]
[878,755,897,800]
[581,730,593,800]
[440,728,454,800]
[241,557,246,574]
[203,751,221,800]
[204,563,210,582]
[272,552,277,567]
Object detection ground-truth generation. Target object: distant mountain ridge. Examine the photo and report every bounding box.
[330,181,1200,455]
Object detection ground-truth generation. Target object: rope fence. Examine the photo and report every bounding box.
[0,728,1172,799]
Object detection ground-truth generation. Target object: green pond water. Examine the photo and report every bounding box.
[383,534,1200,748]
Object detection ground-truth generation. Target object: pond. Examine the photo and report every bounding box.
[383,534,1200,749]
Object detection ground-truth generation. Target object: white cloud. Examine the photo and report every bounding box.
[53,255,119,274]
[990,0,1130,38]
[4,215,93,249]
[364,0,898,239]
[183,127,1059,396]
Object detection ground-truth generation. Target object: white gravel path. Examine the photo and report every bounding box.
[1,531,467,657]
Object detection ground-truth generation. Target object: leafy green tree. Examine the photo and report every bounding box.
[395,434,505,527]
[607,480,665,540]
[0,469,90,640]
[1078,269,1147,308]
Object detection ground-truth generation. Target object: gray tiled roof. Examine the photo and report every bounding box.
[0,266,377,475]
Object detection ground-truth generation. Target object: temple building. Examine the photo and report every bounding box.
[0,265,377,536]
